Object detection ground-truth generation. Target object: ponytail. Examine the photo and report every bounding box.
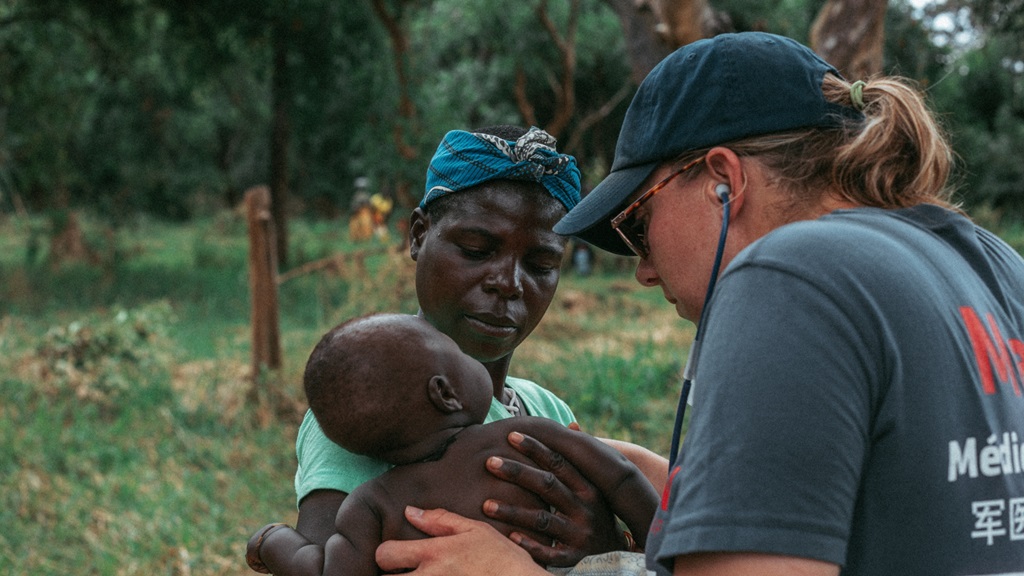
[823,74,957,210]
[720,73,959,214]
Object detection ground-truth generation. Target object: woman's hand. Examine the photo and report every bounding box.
[375,506,547,576]
[482,431,626,566]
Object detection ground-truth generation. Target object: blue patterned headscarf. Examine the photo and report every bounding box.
[421,127,581,212]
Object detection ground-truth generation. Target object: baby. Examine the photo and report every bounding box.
[247,313,657,576]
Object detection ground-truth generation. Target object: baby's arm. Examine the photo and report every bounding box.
[513,418,659,549]
[247,523,326,576]
[249,495,383,576]
[599,437,668,495]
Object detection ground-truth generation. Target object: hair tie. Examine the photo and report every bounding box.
[850,80,867,111]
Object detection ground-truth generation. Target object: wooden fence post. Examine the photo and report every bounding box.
[246,186,282,386]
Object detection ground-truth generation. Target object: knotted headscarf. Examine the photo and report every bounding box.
[421,127,581,212]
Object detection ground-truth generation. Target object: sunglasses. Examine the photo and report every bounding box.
[610,156,706,258]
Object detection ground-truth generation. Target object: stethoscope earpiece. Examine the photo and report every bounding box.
[714,183,732,204]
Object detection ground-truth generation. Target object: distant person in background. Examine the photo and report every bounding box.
[571,241,593,277]
[369,192,393,241]
[246,313,657,576]
[249,124,669,574]
[348,178,375,243]
[374,32,1024,576]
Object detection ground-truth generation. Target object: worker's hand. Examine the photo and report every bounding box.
[375,506,546,576]
[483,431,626,566]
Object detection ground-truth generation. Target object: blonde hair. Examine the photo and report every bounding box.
[701,74,959,215]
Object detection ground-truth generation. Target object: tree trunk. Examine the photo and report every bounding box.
[371,0,419,209]
[654,0,712,48]
[270,16,291,268]
[810,0,888,80]
[603,0,731,85]
[603,0,673,85]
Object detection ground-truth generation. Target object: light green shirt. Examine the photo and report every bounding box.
[294,376,576,506]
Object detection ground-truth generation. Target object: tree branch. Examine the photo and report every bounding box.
[515,66,538,127]
[565,81,633,154]
[533,0,579,137]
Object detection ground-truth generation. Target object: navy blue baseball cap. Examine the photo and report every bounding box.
[555,32,861,255]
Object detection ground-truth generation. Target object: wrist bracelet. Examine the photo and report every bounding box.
[246,522,289,573]
[622,530,643,554]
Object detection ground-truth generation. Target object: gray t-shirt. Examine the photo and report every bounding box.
[647,205,1024,575]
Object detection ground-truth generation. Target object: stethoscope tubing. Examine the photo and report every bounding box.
[668,197,731,468]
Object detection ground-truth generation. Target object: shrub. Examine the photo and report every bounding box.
[25,301,178,416]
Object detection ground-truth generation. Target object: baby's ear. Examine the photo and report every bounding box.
[427,375,463,413]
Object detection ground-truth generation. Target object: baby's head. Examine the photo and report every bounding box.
[303,313,494,463]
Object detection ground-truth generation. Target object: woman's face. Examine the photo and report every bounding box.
[410,182,567,363]
[630,165,726,322]
[632,151,773,322]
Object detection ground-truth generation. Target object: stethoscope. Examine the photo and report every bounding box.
[668,182,732,469]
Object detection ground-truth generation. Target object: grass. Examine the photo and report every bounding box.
[0,210,691,575]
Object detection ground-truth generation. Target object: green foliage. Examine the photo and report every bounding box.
[0,0,636,221]
[30,301,177,415]
[885,0,952,81]
[4,0,1021,224]
[928,36,1024,213]
[0,0,389,220]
